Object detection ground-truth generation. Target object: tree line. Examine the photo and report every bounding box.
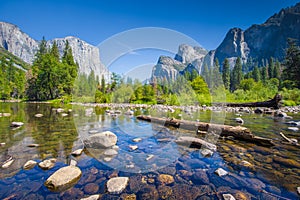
[1,38,299,105]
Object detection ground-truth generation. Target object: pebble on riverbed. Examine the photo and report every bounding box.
[34,113,43,117]
[1,157,14,168]
[80,194,101,200]
[71,149,83,156]
[133,138,142,142]
[288,127,299,131]
[129,145,138,151]
[235,117,244,124]
[107,177,129,194]
[215,168,228,176]
[297,187,300,195]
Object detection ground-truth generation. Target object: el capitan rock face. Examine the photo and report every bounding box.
[207,2,300,68]
[0,22,107,76]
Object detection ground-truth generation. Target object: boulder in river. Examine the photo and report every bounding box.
[106,177,129,194]
[39,158,57,170]
[297,187,300,195]
[288,127,299,132]
[44,165,82,192]
[23,160,37,170]
[175,136,217,151]
[84,131,117,148]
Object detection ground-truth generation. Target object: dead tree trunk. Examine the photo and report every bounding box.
[216,94,282,109]
[137,115,274,146]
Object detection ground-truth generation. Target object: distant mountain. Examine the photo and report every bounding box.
[205,2,300,69]
[0,22,107,76]
[151,44,207,80]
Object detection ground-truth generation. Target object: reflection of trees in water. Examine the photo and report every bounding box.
[28,104,78,159]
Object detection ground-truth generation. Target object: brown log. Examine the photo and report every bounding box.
[137,115,274,146]
[217,94,282,109]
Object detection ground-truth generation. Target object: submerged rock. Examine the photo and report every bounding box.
[132,138,142,142]
[84,183,99,194]
[38,158,57,170]
[129,145,138,151]
[158,185,172,199]
[137,185,159,200]
[215,168,228,176]
[107,177,129,194]
[44,166,82,192]
[23,160,37,170]
[288,127,299,131]
[84,131,117,148]
[158,174,174,185]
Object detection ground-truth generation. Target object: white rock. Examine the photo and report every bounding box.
[223,194,236,200]
[129,145,138,151]
[103,157,112,162]
[34,113,43,117]
[2,113,11,117]
[1,157,14,168]
[23,160,37,170]
[288,127,299,132]
[80,194,101,200]
[71,149,83,156]
[104,149,118,156]
[27,143,39,147]
[56,108,64,113]
[44,166,82,192]
[215,168,228,176]
[70,159,77,166]
[10,122,24,127]
[132,138,142,142]
[235,117,244,124]
[201,149,213,157]
[39,158,57,170]
[146,154,154,161]
[0,142,5,147]
[61,113,68,117]
[84,131,117,148]
[107,177,129,194]
[297,187,300,195]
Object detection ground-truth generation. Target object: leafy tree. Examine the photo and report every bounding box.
[191,76,209,95]
[222,58,230,90]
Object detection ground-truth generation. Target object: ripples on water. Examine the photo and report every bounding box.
[0,103,299,199]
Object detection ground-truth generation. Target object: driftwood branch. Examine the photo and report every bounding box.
[279,132,299,146]
[217,94,282,109]
[137,115,274,146]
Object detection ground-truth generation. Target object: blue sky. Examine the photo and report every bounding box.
[1,0,299,50]
[1,0,299,80]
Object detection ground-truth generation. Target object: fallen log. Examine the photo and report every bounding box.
[137,115,274,146]
[217,94,282,109]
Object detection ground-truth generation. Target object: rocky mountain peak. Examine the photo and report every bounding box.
[175,44,207,64]
[0,21,38,63]
[0,22,107,76]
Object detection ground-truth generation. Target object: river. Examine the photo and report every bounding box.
[0,102,299,199]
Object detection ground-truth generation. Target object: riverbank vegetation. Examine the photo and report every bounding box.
[0,38,299,106]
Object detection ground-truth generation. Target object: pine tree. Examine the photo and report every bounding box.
[201,64,210,86]
[268,57,274,79]
[261,66,268,83]
[282,38,300,88]
[273,61,281,80]
[252,66,261,82]
[230,57,243,91]
[50,41,60,61]
[222,58,230,90]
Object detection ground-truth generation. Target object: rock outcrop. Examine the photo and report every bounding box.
[205,2,300,68]
[0,21,107,76]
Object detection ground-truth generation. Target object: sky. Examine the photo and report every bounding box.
[1,0,299,80]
